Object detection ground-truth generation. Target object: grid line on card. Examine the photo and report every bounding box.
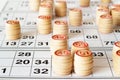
[105,51,114,77]
[113,31,119,41]
[50,55,52,77]
[34,30,37,49]
[0,30,5,47]
[29,51,35,77]
[9,50,17,76]
[96,28,104,48]
[82,29,85,42]
[113,32,118,43]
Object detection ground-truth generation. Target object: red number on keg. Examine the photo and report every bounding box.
[52,34,66,40]
[116,50,120,56]
[55,49,70,56]
[76,50,92,57]
[38,15,51,19]
[6,20,19,24]
[55,20,67,25]
[115,41,120,47]
[73,41,88,48]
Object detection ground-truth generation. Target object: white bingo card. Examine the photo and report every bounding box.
[0,0,120,80]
